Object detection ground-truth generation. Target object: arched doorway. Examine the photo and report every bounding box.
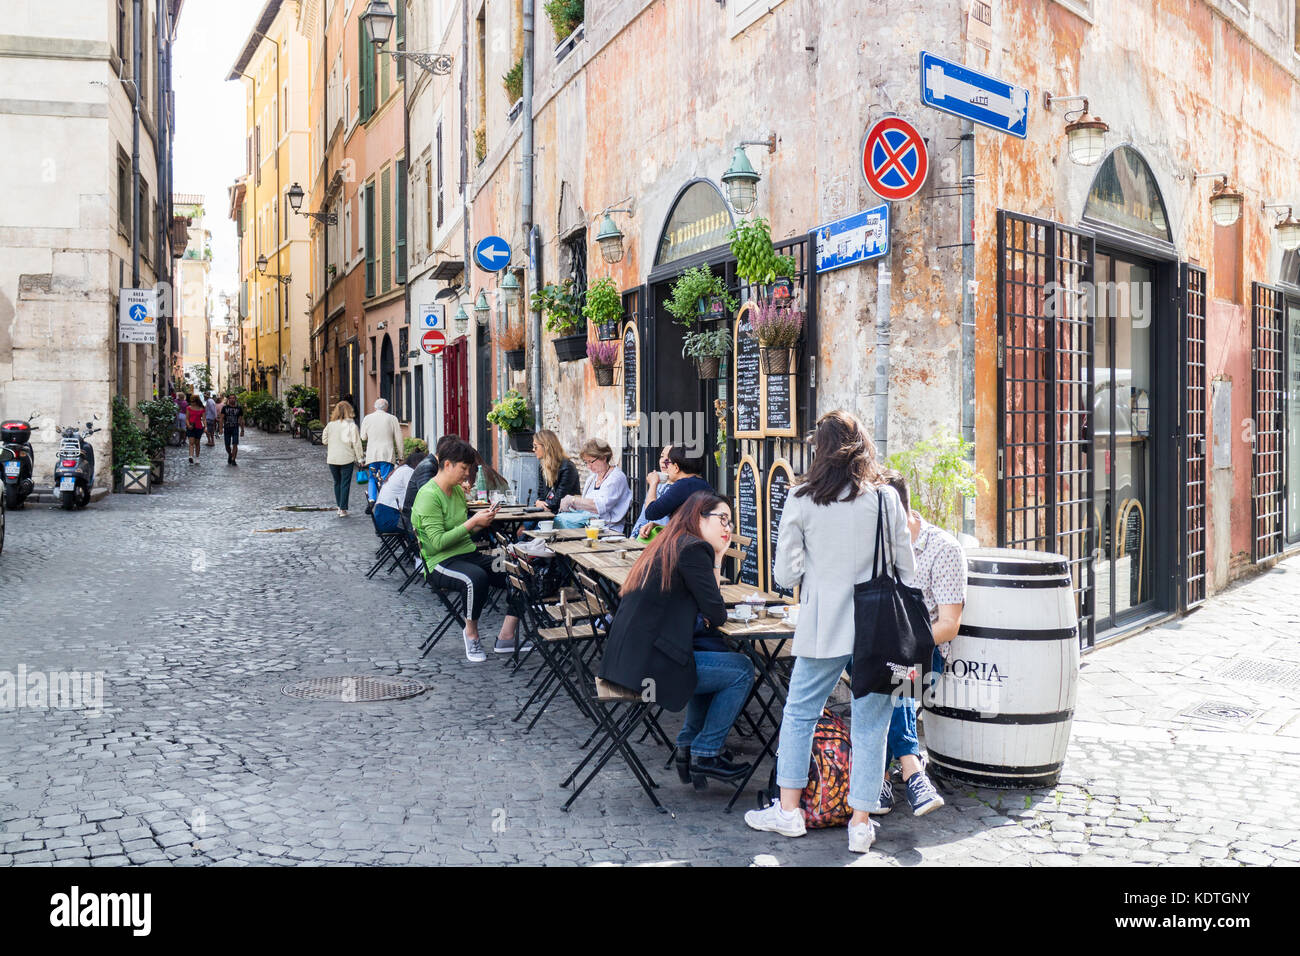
[380,335,396,411]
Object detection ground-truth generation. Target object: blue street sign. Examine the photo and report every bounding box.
[129,304,148,322]
[814,205,889,274]
[919,51,1029,139]
[473,235,511,272]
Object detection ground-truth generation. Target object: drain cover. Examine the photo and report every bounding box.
[277,505,336,512]
[255,527,306,533]
[283,676,426,702]
[1180,699,1263,725]
[1221,657,1300,689]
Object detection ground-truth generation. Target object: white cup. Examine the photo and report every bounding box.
[735,604,754,622]
[590,518,606,531]
[786,606,800,626]
[538,520,554,532]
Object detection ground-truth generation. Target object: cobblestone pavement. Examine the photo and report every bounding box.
[1,431,1297,866]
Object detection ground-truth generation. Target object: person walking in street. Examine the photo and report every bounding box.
[203,392,219,447]
[185,394,205,464]
[410,437,521,662]
[744,410,916,854]
[322,400,363,516]
[360,398,404,516]
[221,393,244,465]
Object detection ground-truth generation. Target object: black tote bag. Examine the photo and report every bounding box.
[850,490,935,699]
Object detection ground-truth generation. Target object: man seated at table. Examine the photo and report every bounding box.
[638,446,712,539]
[630,445,673,539]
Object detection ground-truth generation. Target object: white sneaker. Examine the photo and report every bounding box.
[744,800,806,838]
[463,634,487,663]
[848,819,878,853]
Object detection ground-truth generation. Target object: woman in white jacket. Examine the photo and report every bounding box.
[745,410,916,853]
[322,401,364,516]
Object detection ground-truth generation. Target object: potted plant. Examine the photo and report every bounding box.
[404,437,428,456]
[503,58,523,112]
[307,419,324,444]
[666,265,736,328]
[582,276,622,341]
[137,396,176,484]
[532,278,586,361]
[682,327,732,380]
[111,395,151,494]
[545,0,584,54]
[487,389,536,452]
[499,324,526,371]
[586,339,619,386]
[729,217,799,297]
[749,299,804,375]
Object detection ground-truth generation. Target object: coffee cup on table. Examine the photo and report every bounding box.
[538,520,554,532]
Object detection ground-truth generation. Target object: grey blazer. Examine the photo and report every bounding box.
[774,483,917,659]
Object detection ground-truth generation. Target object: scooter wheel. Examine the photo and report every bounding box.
[60,490,75,510]
[4,485,18,510]
[75,485,90,509]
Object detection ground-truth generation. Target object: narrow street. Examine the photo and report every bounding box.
[0,432,1295,867]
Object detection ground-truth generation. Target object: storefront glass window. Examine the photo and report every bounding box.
[1083,147,1171,243]
[655,181,733,266]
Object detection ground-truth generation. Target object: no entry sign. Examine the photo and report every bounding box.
[421,329,447,356]
[861,116,929,202]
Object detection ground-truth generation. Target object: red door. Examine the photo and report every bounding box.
[442,336,469,439]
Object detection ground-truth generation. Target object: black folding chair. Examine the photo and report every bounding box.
[418,569,468,658]
[561,677,669,815]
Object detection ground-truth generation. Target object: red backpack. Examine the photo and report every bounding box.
[759,708,852,828]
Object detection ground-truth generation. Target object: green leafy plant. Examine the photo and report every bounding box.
[136,397,178,458]
[307,418,323,430]
[682,327,732,360]
[474,122,486,163]
[544,0,584,43]
[285,384,319,419]
[503,58,524,103]
[191,363,214,394]
[665,265,736,327]
[728,217,794,285]
[885,430,989,536]
[404,437,428,456]
[748,300,804,348]
[532,278,583,334]
[582,276,622,330]
[586,339,619,368]
[487,389,534,434]
[111,395,149,473]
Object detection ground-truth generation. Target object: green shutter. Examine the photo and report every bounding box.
[365,183,376,297]
[397,1,406,50]
[381,167,392,291]
[396,159,407,284]
[358,25,373,121]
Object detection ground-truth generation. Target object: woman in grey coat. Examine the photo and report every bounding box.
[745,410,916,854]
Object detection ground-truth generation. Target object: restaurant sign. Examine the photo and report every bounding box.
[655,181,734,266]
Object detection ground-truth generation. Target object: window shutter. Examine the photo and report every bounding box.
[397,0,406,50]
[365,183,376,298]
[396,159,407,284]
[358,26,371,121]
[381,167,392,291]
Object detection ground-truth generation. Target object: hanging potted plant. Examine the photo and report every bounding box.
[665,264,736,329]
[499,324,526,371]
[586,339,619,386]
[749,299,804,375]
[583,276,623,341]
[682,327,732,381]
[532,278,586,362]
[487,389,536,452]
[729,217,798,300]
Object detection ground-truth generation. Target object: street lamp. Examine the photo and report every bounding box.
[287,181,337,225]
[257,254,292,285]
[1194,174,1242,227]
[721,135,775,214]
[362,0,453,76]
[474,291,491,325]
[1044,93,1109,167]
[1263,202,1300,251]
[454,304,469,333]
[594,200,634,264]
[500,270,521,306]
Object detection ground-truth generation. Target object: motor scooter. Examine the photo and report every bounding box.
[1,416,36,509]
[53,421,99,510]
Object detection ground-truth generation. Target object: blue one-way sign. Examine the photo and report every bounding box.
[920,51,1029,139]
[814,205,889,274]
[473,235,511,272]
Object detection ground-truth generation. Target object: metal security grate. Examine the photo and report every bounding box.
[1180,700,1263,725]
[1252,283,1284,563]
[1221,657,1300,689]
[1182,265,1208,608]
[282,676,427,702]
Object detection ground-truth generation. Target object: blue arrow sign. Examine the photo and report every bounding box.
[474,235,511,272]
[814,205,889,274]
[129,304,148,322]
[920,51,1028,139]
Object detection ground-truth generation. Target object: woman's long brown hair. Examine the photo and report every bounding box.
[621,490,727,595]
[533,428,567,487]
[794,409,881,506]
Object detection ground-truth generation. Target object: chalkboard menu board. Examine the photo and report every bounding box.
[734,455,763,589]
[733,303,762,439]
[766,459,795,598]
[764,369,796,436]
[622,322,640,427]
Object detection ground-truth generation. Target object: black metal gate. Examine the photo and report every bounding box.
[1180,264,1208,609]
[1252,282,1285,563]
[996,211,1096,648]
[621,284,647,508]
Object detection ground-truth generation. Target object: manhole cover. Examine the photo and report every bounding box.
[282,676,426,702]
[1221,657,1300,689]
[277,505,335,512]
[1179,699,1263,725]
[255,527,306,533]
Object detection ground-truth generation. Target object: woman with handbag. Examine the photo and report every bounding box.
[744,410,916,853]
[598,490,756,785]
[322,400,364,516]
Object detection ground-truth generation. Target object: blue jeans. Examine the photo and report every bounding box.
[373,502,403,533]
[885,646,946,765]
[367,461,394,502]
[675,652,755,758]
[776,654,894,812]
[329,463,354,510]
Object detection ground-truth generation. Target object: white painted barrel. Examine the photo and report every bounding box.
[924,548,1079,789]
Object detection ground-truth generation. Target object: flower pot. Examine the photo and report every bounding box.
[150,455,165,485]
[694,356,721,380]
[593,364,616,386]
[122,463,151,495]
[759,347,796,375]
[596,320,620,341]
[505,348,525,371]
[508,429,535,452]
[309,427,324,445]
[552,333,588,362]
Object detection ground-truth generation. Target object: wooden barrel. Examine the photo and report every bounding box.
[924,548,1079,789]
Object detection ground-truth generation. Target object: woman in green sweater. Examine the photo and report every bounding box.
[410,437,521,663]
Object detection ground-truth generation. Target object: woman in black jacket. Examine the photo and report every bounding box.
[598,490,755,786]
[532,429,580,513]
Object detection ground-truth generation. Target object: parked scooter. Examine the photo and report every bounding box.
[1,417,36,509]
[53,422,99,510]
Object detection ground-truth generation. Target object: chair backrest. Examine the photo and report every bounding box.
[723,532,753,583]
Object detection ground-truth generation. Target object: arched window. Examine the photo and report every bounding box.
[1083,146,1172,243]
[654,180,734,267]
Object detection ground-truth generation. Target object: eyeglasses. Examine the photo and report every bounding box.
[659,457,670,466]
[705,512,733,529]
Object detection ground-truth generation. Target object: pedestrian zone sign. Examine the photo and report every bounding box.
[418,303,444,330]
[119,288,158,344]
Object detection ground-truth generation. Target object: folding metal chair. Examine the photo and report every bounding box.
[561,677,669,815]
[418,568,469,658]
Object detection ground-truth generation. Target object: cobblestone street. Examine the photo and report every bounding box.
[1,431,1297,867]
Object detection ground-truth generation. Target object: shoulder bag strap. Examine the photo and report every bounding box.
[872,488,889,580]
